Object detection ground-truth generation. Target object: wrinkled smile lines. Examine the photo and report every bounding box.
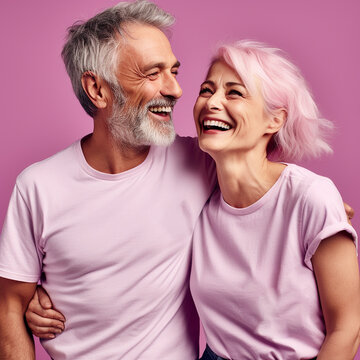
[202,118,231,131]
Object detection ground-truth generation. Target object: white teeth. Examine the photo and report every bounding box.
[203,120,231,130]
[149,106,171,113]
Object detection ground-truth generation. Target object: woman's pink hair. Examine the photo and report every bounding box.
[214,40,333,162]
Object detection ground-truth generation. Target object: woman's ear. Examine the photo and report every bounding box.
[81,71,111,110]
[267,109,287,134]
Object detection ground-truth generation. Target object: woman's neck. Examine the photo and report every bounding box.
[213,151,286,208]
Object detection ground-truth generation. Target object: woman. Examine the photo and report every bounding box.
[24,40,359,359]
[190,40,360,360]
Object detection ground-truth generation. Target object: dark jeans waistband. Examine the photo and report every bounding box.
[200,344,317,360]
[200,345,227,360]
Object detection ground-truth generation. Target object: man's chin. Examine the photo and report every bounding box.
[140,131,176,147]
[137,119,176,146]
[153,133,176,146]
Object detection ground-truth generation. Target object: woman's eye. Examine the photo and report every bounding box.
[199,87,213,95]
[171,70,179,76]
[228,89,243,97]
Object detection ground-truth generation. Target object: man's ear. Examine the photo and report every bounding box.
[81,71,111,110]
[267,109,287,134]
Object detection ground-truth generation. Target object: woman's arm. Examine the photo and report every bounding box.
[312,231,360,360]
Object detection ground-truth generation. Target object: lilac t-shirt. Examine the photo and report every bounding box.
[0,136,216,359]
[190,164,357,360]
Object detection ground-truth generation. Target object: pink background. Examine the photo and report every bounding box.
[1,0,359,358]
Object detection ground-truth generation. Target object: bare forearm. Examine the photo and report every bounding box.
[0,312,35,360]
[317,329,360,360]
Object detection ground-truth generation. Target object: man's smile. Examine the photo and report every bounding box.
[148,106,173,120]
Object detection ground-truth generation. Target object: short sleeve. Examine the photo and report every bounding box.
[0,184,42,282]
[301,177,357,270]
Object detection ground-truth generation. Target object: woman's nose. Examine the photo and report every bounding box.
[206,92,223,111]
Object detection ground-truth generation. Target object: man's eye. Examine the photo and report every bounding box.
[171,69,179,76]
[147,72,159,79]
[199,87,213,95]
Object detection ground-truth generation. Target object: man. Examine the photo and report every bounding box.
[0,1,215,359]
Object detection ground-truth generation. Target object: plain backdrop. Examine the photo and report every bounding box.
[1,0,359,359]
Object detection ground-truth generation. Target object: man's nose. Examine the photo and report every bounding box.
[160,73,183,99]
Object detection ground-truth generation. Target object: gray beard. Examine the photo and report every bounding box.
[107,92,176,149]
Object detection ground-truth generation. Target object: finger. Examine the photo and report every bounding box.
[27,298,66,322]
[33,332,56,340]
[35,286,66,321]
[26,310,65,330]
[35,308,65,322]
[31,324,63,336]
[37,285,53,309]
[344,202,355,220]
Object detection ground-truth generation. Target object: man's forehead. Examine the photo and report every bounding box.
[117,23,179,70]
[121,22,170,49]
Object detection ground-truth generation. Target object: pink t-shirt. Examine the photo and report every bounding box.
[190,164,357,360]
[0,136,216,360]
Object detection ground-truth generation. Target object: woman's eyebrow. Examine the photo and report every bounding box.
[201,80,214,86]
[200,80,246,87]
[226,81,246,87]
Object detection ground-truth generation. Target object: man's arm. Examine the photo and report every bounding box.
[0,278,37,360]
[25,286,65,339]
[312,232,360,360]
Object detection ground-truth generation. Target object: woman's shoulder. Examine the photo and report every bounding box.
[283,164,343,215]
[284,163,336,193]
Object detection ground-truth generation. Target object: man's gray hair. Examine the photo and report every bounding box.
[61,0,174,117]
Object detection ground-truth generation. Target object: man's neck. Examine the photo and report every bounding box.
[81,132,150,174]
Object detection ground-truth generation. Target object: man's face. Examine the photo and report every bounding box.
[107,23,182,147]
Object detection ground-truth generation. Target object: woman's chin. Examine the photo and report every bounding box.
[198,139,225,158]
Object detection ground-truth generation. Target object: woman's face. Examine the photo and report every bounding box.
[193,60,274,157]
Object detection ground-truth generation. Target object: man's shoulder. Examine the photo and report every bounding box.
[160,135,213,167]
[163,135,217,188]
[166,135,204,158]
[17,141,78,188]
[172,135,198,149]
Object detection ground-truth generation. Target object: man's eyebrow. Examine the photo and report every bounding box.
[143,60,181,72]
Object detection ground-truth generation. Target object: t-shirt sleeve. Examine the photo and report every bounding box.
[301,177,357,270]
[0,184,42,282]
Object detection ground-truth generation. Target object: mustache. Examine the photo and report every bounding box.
[146,98,177,109]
